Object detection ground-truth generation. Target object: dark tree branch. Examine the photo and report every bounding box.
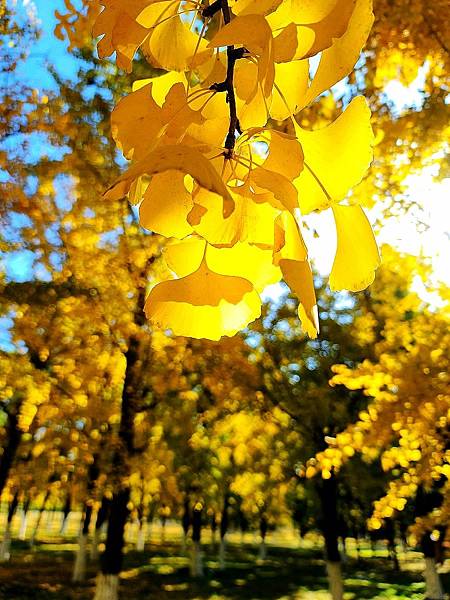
[204,0,245,157]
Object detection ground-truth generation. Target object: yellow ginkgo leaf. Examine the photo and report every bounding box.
[139,171,194,239]
[234,61,268,129]
[259,130,304,181]
[145,259,261,340]
[270,0,338,26]
[208,14,272,55]
[209,15,275,105]
[131,71,186,100]
[295,96,374,214]
[104,145,232,204]
[163,237,205,277]
[280,259,319,338]
[270,59,309,119]
[271,212,318,337]
[268,0,352,61]
[300,0,355,58]
[273,211,308,264]
[189,184,277,247]
[94,0,168,71]
[95,10,148,72]
[230,0,283,17]
[329,203,380,291]
[142,3,212,72]
[251,167,299,213]
[112,81,202,161]
[303,0,374,108]
[206,242,282,292]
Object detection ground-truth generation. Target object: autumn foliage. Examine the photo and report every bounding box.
[87,0,380,340]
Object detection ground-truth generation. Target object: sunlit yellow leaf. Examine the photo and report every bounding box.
[295,96,374,213]
[281,259,319,338]
[303,0,374,107]
[206,242,282,291]
[189,184,277,247]
[104,145,232,204]
[230,0,283,16]
[139,171,194,238]
[270,60,309,119]
[329,203,380,291]
[163,237,205,276]
[145,259,261,339]
[142,3,212,72]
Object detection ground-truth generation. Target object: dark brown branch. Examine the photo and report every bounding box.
[206,0,244,158]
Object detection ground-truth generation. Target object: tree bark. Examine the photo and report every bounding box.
[317,477,343,600]
[73,502,94,582]
[91,496,111,561]
[94,333,142,599]
[422,532,445,600]
[0,491,19,562]
[0,408,21,499]
[190,503,204,577]
[19,498,30,541]
[219,494,229,570]
[29,489,50,547]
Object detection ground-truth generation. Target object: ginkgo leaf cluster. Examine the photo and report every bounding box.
[91,0,380,340]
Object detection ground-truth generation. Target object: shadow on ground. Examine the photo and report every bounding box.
[0,539,448,599]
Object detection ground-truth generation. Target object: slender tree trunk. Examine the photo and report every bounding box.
[160,515,167,544]
[355,535,362,561]
[385,520,400,571]
[19,498,30,541]
[190,503,203,577]
[94,332,142,600]
[94,488,129,600]
[421,532,445,600]
[92,497,111,561]
[258,515,268,561]
[29,490,50,548]
[136,513,146,552]
[317,477,343,600]
[60,494,72,535]
[0,491,19,562]
[73,502,94,582]
[181,498,190,553]
[0,409,21,499]
[219,495,229,570]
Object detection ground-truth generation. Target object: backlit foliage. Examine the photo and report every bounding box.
[87,0,380,340]
[309,248,450,539]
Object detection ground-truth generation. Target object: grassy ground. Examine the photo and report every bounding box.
[1,531,449,600]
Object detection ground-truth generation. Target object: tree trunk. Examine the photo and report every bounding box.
[258,515,268,561]
[19,499,30,541]
[92,497,111,561]
[385,520,400,571]
[181,498,190,553]
[93,327,145,599]
[0,491,19,562]
[73,502,93,582]
[219,495,229,570]
[317,477,343,600]
[60,494,72,535]
[30,490,50,547]
[136,518,146,551]
[422,532,445,600]
[326,561,344,600]
[0,409,21,499]
[94,488,129,600]
[94,574,120,600]
[190,503,203,577]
